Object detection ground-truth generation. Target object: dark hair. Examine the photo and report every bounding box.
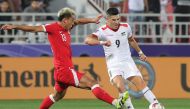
[106,8,119,16]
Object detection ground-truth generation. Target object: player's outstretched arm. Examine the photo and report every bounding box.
[1,24,44,32]
[128,36,147,61]
[74,14,103,25]
[85,34,111,46]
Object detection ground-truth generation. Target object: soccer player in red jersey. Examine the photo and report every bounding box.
[1,7,129,109]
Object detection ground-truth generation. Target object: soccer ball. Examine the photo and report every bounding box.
[149,103,165,109]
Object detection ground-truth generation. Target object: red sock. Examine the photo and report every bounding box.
[40,95,55,109]
[91,84,114,104]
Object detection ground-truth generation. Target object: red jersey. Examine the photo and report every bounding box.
[43,22,73,68]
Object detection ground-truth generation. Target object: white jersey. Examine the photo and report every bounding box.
[93,23,133,69]
[93,23,142,81]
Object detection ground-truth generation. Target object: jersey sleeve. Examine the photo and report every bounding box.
[127,25,133,38]
[92,28,103,39]
[42,24,54,34]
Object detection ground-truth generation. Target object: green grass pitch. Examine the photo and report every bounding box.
[0,99,189,109]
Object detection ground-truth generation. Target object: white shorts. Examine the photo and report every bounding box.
[107,59,142,82]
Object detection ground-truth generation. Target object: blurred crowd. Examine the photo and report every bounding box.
[109,0,190,43]
[0,0,190,43]
[0,0,53,43]
[0,0,53,21]
[109,0,190,22]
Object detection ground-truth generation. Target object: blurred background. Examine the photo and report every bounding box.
[0,0,190,109]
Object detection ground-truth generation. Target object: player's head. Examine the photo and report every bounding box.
[106,8,120,30]
[57,7,76,30]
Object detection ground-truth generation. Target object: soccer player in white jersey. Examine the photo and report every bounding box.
[85,7,161,109]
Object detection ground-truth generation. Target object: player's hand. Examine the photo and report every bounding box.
[104,40,111,47]
[139,54,147,61]
[93,14,103,24]
[100,40,111,47]
[1,24,16,30]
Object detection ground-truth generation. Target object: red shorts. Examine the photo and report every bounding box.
[54,67,84,92]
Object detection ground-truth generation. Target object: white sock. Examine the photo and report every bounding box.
[49,94,56,102]
[142,87,158,104]
[120,93,134,109]
[112,99,118,106]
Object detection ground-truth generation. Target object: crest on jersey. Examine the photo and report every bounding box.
[121,32,126,36]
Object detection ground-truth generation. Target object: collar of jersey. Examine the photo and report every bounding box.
[106,24,120,32]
